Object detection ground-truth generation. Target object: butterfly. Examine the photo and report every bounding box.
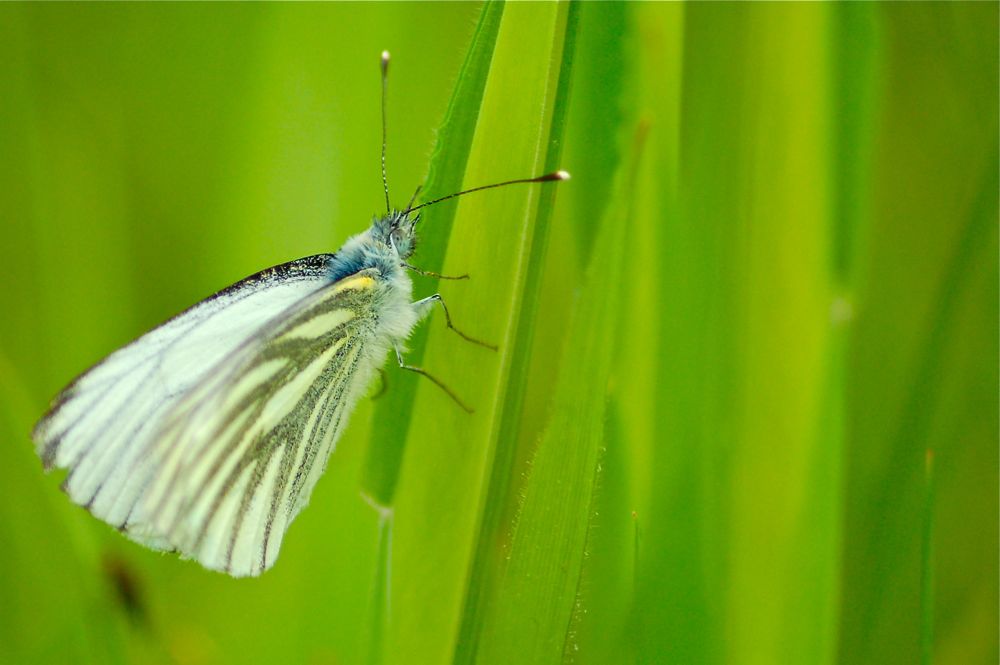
[31,51,568,577]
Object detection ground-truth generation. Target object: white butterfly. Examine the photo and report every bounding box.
[32,51,568,577]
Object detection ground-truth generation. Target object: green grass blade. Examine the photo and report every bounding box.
[453,3,579,662]
[636,5,844,663]
[362,1,505,508]
[362,6,504,662]
[474,119,642,664]
[381,3,574,662]
[553,5,641,662]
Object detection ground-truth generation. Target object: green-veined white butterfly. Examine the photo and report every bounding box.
[32,51,568,577]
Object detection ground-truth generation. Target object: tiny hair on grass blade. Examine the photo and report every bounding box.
[31,50,568,577]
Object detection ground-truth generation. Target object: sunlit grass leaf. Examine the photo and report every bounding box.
[380,3,576,663]
[362,1,505,508]
[474,114,642,663]
[454,2,580,661]
[361,7,504,663]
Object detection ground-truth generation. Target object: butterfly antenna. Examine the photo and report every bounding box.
[403,170,570,215]
[380,50,391,214]
[406,184,423,211]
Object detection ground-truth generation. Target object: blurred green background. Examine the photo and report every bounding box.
[0,3,995,664]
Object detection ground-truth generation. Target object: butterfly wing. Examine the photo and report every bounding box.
[133,270,384,576]
[33,255,383,575]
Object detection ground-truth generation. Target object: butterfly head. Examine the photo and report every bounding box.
[371,209,420,260]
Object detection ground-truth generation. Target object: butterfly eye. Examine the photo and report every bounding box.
[390,228,406,250]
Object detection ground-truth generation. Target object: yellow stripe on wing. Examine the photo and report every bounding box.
[332,274,376,294]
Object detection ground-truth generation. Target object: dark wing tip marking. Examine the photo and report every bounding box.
[39,436,59,471]
[34,405,66,471]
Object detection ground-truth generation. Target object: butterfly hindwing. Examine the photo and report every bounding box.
[134,270,384,576]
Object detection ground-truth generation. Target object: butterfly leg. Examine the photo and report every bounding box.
[394,344,473,413]
[402,263,469,281]
[412,294,497,350]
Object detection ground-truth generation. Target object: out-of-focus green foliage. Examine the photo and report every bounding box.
[0,3,995,665]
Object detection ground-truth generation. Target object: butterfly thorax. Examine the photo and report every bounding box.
[326,210,419,285]
[320,212,419,360]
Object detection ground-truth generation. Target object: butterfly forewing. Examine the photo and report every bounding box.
[34,257,384,576]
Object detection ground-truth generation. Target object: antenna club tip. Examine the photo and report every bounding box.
[381,50,390,69]
[555,170,571,181]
